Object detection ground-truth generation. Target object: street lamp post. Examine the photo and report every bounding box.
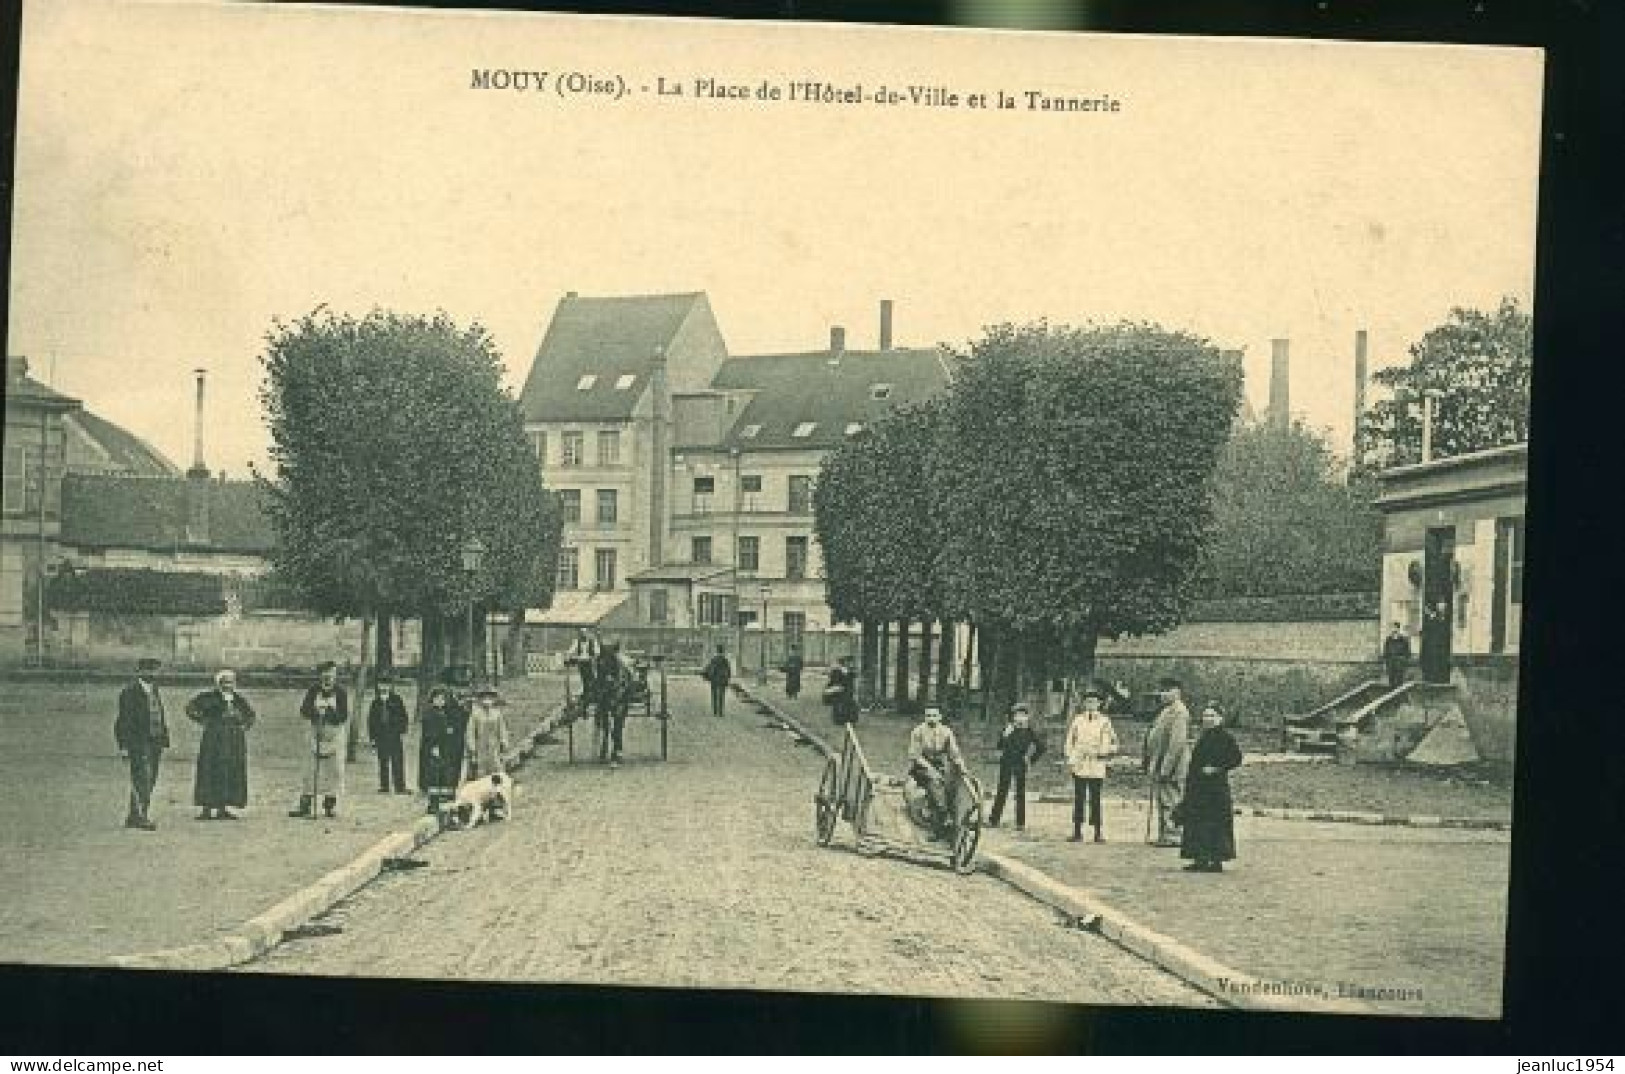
[758,584,770,685]
[460,536,487,677]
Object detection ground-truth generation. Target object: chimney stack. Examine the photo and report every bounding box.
[830,325,846,355]
[1268,339,1291,428]
[879,300,894,351]
[1352,330,1369,463]
[186,369,210,546]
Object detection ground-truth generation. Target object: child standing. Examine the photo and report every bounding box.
[1064,685,1119,843]
[988,703,1045,829]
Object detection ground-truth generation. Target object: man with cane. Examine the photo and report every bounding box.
[1142,676,1191,847]
[290,661,350,819]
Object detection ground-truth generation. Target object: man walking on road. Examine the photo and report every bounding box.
[367,674,410,794]
[702,644,732,717]
[1143,676,1191,847]
[114,656,169,830]
[988,703,1045,830]
[1382,622,1413,689]
[781,645,804,700]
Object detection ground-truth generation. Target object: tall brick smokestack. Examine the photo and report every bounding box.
[1353,330,1369,464]
[830,325,846,355]
[186,369,210,545]
[879,300,894,351]
[1268,339,1291,428]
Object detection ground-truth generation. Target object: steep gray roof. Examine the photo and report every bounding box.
[60,473,275,554]
[711,347,950,450]
[519,292,707,423]
[64,410,181,477]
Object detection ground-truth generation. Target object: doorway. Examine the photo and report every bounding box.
[1420,526,1456,683]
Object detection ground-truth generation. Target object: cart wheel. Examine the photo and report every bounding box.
[814,758,839,845]
[950,798,983,875]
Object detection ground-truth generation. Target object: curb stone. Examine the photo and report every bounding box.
[735,684,1383,1014]
[107,702,566,972]
[1029,793,1511,833]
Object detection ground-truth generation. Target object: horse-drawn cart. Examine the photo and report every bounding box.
[563,653,670,763]
[813,725,984,874]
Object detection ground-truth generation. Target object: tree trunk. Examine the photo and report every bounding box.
[416,610,445,726]
[893,619,912,712]
[347,615,371,763]
[916,619,934,706]
[471,604,490,683]
[978,624,998,723]
[878,621,891,708]
[375,610,394,673]
[859,619,879,706]
[503,608,526,682]
[935,619,953,706]
[1072,628,1100,692]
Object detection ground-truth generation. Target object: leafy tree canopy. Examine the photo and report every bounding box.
[257,308,561,621]
[1360,297,1532,469]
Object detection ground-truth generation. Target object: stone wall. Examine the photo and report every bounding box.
[47,610,421,671]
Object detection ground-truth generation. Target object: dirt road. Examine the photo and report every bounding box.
[246,680,1209,1007]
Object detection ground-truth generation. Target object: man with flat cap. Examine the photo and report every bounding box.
[367,673,411,794]
[1143,676,1192,847]
[114,657,169,830]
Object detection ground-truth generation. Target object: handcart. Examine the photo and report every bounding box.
[813,724,983,874]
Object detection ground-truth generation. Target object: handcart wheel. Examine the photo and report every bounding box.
[950,811,982,875]
[814,757,840,845]
[852,796,883,856]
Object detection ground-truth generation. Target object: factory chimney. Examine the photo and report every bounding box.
[1268,339,1291,428]
[186,369,211,546]
[879,300,894,351]
[1352,330,1369,465]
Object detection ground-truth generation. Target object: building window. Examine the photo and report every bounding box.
[595,548,618,590]
[648,588,669,625]
[2,447,29,516]
[576,374,597,391]
[788,476,812,514]
[741,475,762,494]
[693,476,715,495]
[740,424,761,439]
[596,489,618,526]
[783,610,806,640]
[597,430,621,466]
[529,431,546,464]
[792,422,817,439]
[786,536,809,581]
[559,489,581,524]
[555,547,580,590]
[692,535,713,565]
[615,373,636,391]
[561,431,585,467]
[737,536,759,574]
[698,592,729,626]
[870,384,893,400]
[736,609,758,629]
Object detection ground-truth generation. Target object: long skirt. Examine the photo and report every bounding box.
[1178,774,1237,862]
[194,723,249,809]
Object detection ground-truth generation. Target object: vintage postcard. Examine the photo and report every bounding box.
[4,1,1539,1020]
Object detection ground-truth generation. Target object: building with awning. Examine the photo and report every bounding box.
[625,562,735,629]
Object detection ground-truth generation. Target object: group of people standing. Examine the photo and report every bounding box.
[114,657,512,829]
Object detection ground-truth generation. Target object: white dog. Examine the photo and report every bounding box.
[449,772,515,829]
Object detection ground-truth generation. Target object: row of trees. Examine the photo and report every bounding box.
[815,321,1244,714]
[256,309,562,698]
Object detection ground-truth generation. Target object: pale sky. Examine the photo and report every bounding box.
[9,1,1543,476]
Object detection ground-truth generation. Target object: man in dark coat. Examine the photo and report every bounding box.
[565,627,600,712]
[781,646,804,700]
[1382,623,1413,689]
[367,674,411,794]
[824,656,858,726]
[1178,703,1244,872]
[114,657,169,830]
[701,644,732,717]
[186,669,255,820]
[988,703,1045,829]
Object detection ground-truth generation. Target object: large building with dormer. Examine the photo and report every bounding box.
[517,294,949,642]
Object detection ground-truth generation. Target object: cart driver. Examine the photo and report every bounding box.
[907,707,964,838]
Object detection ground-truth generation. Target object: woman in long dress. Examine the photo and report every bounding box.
[185,669,256,820]
[464,686,511,780]
[1178,703,1243,872]
[419,685,467,813]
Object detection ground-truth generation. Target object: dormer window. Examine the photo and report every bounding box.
[614,374,636,390]
[740,424,761,439]
[845,423,863,436]
[870,384,893,401]
[576,374,597,391]
[792,422,818,439]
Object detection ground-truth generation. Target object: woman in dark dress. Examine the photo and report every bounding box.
[185,669,256,820]
[418,686,468,813]
[1178,703,1243,872]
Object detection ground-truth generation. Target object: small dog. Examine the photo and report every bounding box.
[449,772,516,829]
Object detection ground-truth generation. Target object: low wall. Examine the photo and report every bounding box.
[1454,658,1519,766]
[40,611,421,671]
[1094,653,1381,727]
[1098,618,1378,663]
